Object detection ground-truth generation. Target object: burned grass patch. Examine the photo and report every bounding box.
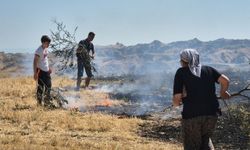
[138,118,182,144]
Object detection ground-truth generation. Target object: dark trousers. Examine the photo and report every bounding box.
[36,70,52,105]
[77,58,93,78]
[182,116,218,150]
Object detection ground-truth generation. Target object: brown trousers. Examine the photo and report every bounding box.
[182,116,218,150]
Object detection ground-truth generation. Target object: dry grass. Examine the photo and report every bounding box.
[0,77,182,150]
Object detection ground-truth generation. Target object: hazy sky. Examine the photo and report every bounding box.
[0,0,250,51]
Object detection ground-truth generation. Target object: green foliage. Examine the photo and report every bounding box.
[228,104,250,135]
[50,20,78,71]
[50,20,97,74]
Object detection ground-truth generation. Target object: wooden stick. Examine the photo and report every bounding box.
[162,83,250,112]
[217,83,250,100]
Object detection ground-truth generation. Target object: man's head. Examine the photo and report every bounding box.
[41,35,51,49]
[87,32,95,42]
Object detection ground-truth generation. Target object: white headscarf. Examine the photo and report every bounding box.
[180,49,201,77]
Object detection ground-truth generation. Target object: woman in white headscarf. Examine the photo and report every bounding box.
[180,49,201,77]
[173,49,230,150]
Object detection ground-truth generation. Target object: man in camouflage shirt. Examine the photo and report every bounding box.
[76,32,95,90]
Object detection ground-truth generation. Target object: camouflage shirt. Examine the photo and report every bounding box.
[76,39,94,62]
[79,39,94,54]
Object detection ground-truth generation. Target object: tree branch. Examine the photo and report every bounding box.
[50,20,78,72]
[162,83,250,112]
[217,83,250,100]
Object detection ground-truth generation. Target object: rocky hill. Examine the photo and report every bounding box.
[0,52,25,77]
[1,38,250,77]
[95,38,250,76]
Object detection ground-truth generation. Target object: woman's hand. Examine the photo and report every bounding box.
[220,90,231,99]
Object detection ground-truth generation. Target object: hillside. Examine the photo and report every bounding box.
[1,38,250,77]
[0,52,25,77]
[95,38,250,76]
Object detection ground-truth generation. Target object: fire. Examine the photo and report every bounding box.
[96,99,113,107]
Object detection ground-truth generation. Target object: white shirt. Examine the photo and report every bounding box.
[35,46,49,72]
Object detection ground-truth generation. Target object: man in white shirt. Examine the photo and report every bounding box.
[33,35,52,106]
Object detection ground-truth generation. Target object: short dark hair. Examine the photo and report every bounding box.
[88,32,95,37]
[41,35,51,43]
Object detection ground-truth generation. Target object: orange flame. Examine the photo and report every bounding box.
[96,99,113,107]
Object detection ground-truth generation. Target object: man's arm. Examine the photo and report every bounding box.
[90,43,95,59]
[218,74,230,99]
[33,55,39,81]
[90,50,95,59]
